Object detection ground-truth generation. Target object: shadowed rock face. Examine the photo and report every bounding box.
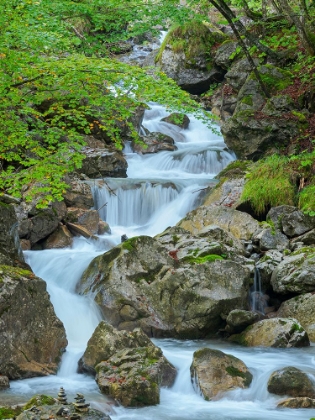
[0,266,67,379]
[190,348,252,400]
[77,235,250,338]
[0,202,25,267]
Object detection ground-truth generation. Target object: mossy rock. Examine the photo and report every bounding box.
[23,395,56,409]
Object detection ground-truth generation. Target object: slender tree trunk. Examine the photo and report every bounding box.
[277,0,315,55]
[240,0,262,21]
[209,0,280,61]
[208,0,271,98]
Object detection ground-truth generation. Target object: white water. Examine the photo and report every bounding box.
[1,105,315,420]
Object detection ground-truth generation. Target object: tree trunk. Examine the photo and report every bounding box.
[209,0,271,98]
[277,0,315,55]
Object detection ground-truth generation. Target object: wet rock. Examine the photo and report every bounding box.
[80,148,127,178]
[66,222,98,240]
[66,208,100,234]
[0,374,9,390]
[225,309,259,334]
[42,225,73,249]
[161,113,190,129]
[277,293,315,341]
[277,397,315,409]
[271,248,315,294]
[28,210,60,245]
[96,345,176,407]
[291,228,315,246]
[268,366,315,398]
[229,317,310,348]
[255,250,284,287]
[98,220,111,235]
[78,321,152,374]
[0,266,67,379]
[190,348,252,400]
[77,235,251,338]
[178,206,260,241]
[132,132,177,154]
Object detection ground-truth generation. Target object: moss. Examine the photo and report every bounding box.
[291,110,307,123]
[291,322,304,333]
[225,366,252,385]
[121,236,139,252]
[241,95,253,106]
[156,20,227,67]
[257,64,293,92]
[241,154,296,215]
[23,394,56,409]
[0,407,22,420]
[183,254,224,264]
[217,160,252,180]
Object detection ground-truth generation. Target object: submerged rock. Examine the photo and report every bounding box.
[96,345,176,407]
[268,366,315,398]
[229,317,310,348]
[190,348,252,400]
[0,266,67,379]
[277,397,315,409]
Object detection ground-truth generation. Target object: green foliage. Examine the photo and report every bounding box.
[0,406,22,420]
[241,155,296,215]
[0,0,206,207]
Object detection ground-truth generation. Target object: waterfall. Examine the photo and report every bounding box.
[250,267,267,315]
[1,104,314,420]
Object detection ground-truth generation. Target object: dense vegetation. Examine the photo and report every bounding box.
[1,0,315,214]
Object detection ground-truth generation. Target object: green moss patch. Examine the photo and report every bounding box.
[0,407,22,420]
[241,155,296,215]
[156,20,227,68]
[183,254,224,264]
[23,394,56,409]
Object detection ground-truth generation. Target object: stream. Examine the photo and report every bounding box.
[0,104,315,420]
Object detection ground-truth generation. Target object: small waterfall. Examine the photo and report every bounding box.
[250,267,267,315]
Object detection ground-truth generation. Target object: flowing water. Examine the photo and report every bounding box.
[1,105,315,420]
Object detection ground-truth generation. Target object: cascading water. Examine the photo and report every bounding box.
[250,267,267,315]
[1,105,315,420]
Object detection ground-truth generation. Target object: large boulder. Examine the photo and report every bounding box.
[229,317,310,348]
[0,265,67,379]
[63,178,94,209]
[96,345,176,407]
[78,321,153,374]
[221,67,300,160]
[156,21,227,94]
[42,225,73,249]
[277,293,315,341]
[268,366,315,398]
[80,147,128,178]
[0,202,25,267]
[77,235,251,338]
[178,206,260,241]
[255,250,284,287]
[267,206,315,237]
[270,248,315,294]
[190,348,252,400]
